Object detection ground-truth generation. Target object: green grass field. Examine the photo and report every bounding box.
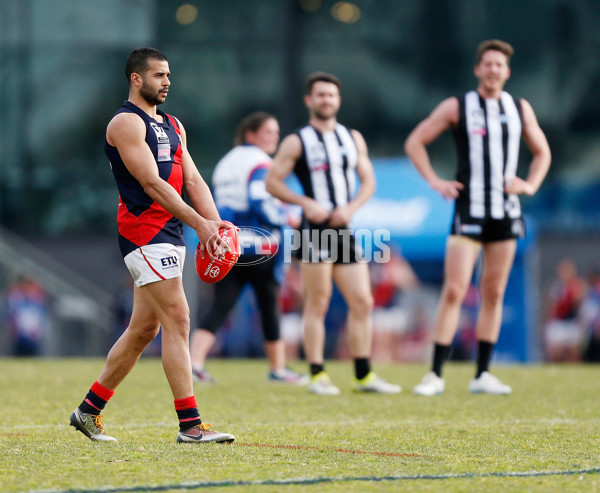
[0,358,598,492]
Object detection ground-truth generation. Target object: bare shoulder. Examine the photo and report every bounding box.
[107,111,145,130]
[519,98,536,119]
[106,112,145,146]
[277,133,303,158]
[433,97,459,124]
[519,98,547,148]
[349,128,368,151]
[349,128,365,142]
[518,98,544,131]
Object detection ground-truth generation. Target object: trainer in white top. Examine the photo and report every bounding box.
[413,371,445,396]
[469,371,512,395]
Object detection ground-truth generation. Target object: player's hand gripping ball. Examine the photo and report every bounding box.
[195,225,240,283]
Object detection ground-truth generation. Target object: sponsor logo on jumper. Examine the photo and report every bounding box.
[469,108,486,135]
[471,108,485,121]
[150,123,170,144]
[308,144,327,163]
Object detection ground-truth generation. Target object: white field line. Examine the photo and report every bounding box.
[25,467,600,493]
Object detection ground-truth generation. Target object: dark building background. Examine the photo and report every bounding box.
[1,0,599,355]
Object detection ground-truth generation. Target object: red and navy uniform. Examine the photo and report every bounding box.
[105,101,185,257]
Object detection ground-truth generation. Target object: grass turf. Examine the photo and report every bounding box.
[0,358,598,492]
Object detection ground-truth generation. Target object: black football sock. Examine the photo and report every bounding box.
[310,363,324,376]
[476,340,494,378]
[354,358,371,380]
[432,343,451,377]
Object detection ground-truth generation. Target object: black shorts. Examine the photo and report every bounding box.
[450,208,525,243]
[293,220,362,264]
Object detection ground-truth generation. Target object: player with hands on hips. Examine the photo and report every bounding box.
[405,40,551,397]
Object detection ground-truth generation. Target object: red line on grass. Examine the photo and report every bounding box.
[238,442,420,457]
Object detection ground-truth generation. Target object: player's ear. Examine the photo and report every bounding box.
[130,72,142,88]
[303,94,311,109]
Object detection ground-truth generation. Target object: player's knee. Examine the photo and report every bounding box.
[349,293,374,318]
[442,281,468,305]
[304,293,331,317]
[146,324,161,340]
[480,283,504,306]
[174,315,191,335]
[165,308,191,338]
[133,323,160,347]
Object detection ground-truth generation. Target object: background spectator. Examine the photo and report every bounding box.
[543,259,587,362]
[4,276,50,356]
[579,268,600,362]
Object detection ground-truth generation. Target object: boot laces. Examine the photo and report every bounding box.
[93,414,107,433]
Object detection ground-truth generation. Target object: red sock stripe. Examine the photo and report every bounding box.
[174,395,197,411]
[84,398,101,411]
[91,381,115,402]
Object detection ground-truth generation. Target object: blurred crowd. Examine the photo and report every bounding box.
[2,276,50,356]
[3,255,600,364]
[543,258,600,363]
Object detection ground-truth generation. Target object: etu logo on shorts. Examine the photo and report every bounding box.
[160,256,179,267]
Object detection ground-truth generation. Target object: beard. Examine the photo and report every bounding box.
[140,81,165,106]
[313,106,338,121]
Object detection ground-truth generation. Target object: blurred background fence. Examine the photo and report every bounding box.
[2,0,600,361]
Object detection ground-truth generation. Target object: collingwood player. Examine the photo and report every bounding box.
[266,72,401,395]
[405,40,551,396]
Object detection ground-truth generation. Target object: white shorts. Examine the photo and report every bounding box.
[124,243,186,287]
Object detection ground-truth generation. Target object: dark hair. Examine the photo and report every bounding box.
[234,111,276,146]
[125,47,168,84]
[475,39,514,65]
[305,71,342,95]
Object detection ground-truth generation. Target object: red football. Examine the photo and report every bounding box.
[195,226,240,283]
